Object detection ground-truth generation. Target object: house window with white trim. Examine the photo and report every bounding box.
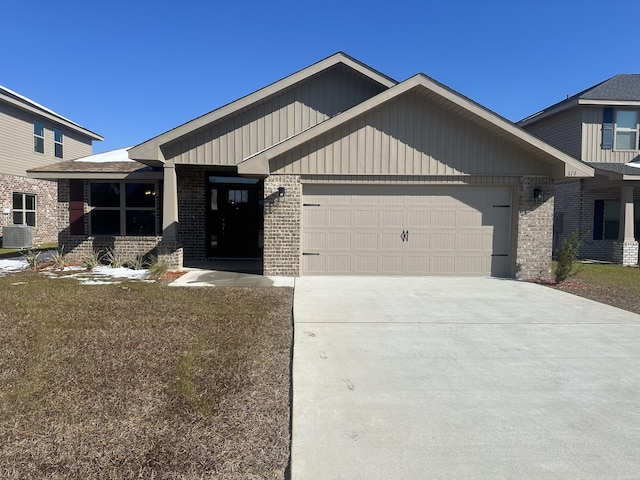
[614,110,639,150]
[13,193,36,227]
[54,128,63,158]
[89,182,157,236]
[34,120,44,153]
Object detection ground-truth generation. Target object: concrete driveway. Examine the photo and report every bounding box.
[292,277,640,479]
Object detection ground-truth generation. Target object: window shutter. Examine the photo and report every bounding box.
[69,180,85,235]
[602,108,613,150]
[593,199,604,240]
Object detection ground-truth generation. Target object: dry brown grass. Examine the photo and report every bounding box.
[0,271,293,479]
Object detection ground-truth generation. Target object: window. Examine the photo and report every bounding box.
[89,182,157,236]
[13,193,36,227]
[54,128,63,158]
[34,120,44,153]
[614,110,639,150]
[593,199,640,240]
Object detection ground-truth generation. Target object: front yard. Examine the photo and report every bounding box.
[553,262,640,315]
[0,271,293,479]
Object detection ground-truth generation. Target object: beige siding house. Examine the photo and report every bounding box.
[30,53,593,279]
[0,86,102,246]
[519,75,640,265]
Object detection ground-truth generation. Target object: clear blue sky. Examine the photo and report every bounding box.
[3,0,638,154]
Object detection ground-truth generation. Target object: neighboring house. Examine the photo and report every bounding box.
[518,75,640,266]
[28,53,593,279]
[0,85,102,246]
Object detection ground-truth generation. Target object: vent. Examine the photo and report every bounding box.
[2,225,33,249]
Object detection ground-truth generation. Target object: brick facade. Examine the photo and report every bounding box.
[515,176,554,280]
[554,181,640,263]
[263,174,301,276]
[176,166,208,261]
[56,179,183,269]
[0,174,58,246]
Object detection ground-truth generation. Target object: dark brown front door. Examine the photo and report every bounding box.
[206,176,262,258]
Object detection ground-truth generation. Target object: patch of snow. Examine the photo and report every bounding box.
[75,147,133,163]
[92,266,149,280]
[0,257,28,276]
[626,161,640,169]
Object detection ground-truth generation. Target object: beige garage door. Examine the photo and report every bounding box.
[302,185,512,276]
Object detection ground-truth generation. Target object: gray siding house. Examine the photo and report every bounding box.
[29,53,593,279]
[519,75,640,266]
[0,86,102,246]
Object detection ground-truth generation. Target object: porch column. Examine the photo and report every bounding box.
[162,162,179,241]
[613,184,638,266]
[619,184,635,242]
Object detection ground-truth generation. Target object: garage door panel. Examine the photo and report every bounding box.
[379,210,405,227]
[302,185,512,276]
[327,232,353,250]
[327,209,352,227]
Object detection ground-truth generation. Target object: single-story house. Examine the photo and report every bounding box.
[28,53,593,279]
[518,74,640,266]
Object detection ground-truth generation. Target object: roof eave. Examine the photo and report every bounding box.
[0,94,103,141]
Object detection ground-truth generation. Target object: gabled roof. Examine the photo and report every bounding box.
[238,74,594,180]
[0,85,103,141]
[519,74,640,127]
[128,52,397,164]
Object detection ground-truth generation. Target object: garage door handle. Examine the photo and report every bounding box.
[400,230,409,242]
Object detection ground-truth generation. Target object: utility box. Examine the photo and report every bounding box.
[2,225,33,249]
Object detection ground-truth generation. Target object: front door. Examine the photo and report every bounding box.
[207,176,262,257]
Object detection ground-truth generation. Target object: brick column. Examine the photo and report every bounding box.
[613,184,638,266]
[515,176,554,280]
[263,175,301,276]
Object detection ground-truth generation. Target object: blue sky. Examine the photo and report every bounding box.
[3,0,638,154]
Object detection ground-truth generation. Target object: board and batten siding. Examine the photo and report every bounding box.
[270,91,552,177]
[522,108,582,160]
[0,100,93,177]
[161,66,387,166]
[582,106,640,163]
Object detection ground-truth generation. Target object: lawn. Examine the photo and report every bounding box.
[553,262,640,315]
[0,271,293,479]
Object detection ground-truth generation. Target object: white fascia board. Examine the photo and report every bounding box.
[129,53,397,162]
[578,99,640,107]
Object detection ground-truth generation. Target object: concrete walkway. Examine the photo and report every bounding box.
[292,277,640,479]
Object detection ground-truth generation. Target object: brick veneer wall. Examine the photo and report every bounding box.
[0,174,58,245]
[516,176,554,280]
[176,166,207,261]
[56,179,182,269]
[263,174,301,276]
[554,181,640,262]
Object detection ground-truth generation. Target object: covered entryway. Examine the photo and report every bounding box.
[206,175,263,258]
[302,185,512,276]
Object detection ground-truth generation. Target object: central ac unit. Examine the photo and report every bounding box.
[2,225,33,249]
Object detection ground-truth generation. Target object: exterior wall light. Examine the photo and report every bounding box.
[533,188,542,200]
[278,186,286,199]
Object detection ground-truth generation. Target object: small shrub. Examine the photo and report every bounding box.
[147,255,168,279]
[49,248,67,270]
[127,254,147,271]
[22,249,42,269]
[103,249,127,268]
[82,250,102,269]
[555,229,583,283]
